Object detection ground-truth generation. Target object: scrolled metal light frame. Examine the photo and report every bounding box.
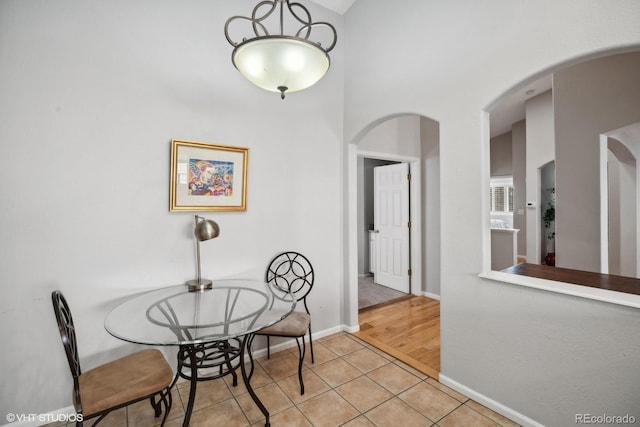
[224,0,338,99]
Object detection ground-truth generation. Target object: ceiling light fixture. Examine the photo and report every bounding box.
[224,0,337,100]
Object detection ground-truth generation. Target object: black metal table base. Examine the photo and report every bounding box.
[171,335,269,427]
[241,334,270,427]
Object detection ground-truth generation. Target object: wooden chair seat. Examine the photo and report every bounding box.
[78,349,173,418]
[52,290,173,426]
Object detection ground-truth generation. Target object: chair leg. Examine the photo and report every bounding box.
[150,386,173,423]
[296,337,306,395]
[267,336,271,359]
[308,326,314,364]
[158,386,173,426]
[147,388,173,425]
[150,395,162,417]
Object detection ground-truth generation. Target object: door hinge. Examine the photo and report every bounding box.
[408,220,412,228]
[407,173,411,181]
[408,269,412,276]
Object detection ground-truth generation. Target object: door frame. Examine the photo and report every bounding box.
[346,145,422,330]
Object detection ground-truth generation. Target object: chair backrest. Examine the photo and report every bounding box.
[265,252,314,311]
[52,291,82,381]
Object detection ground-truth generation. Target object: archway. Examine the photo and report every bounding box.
[600,123,640,277]
[346,113,441,374]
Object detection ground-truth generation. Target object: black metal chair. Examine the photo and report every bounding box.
[255,251,314,394]
[52,290,173,426]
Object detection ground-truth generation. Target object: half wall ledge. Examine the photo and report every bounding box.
[479,264,640,310]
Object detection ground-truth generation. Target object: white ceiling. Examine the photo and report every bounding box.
[310,0,356,15]
[308,0,548,138]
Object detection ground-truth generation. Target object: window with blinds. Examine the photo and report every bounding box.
[490,178,514,213]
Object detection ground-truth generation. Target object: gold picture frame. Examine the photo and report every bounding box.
[170,139,249,212]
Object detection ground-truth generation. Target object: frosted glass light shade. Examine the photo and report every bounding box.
[232,36,330,96]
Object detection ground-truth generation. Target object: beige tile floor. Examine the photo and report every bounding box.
[48,333,520,427]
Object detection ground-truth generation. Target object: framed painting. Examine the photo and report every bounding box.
[170,139,249,211]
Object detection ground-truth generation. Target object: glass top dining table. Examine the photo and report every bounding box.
[105,278,295,346]
[104,278,295,427]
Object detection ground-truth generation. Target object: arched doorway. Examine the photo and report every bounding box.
[600,123,640,277]
[346,113,441,376]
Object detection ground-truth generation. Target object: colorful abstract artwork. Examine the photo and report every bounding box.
[188,159,234,197]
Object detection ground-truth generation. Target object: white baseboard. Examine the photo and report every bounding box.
[255,325,349,354]
[342,324,360,334]
[260,324,359,354]
[423,291,440,300]
[438,374,544,427]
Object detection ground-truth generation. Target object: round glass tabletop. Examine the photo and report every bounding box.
[105,279,295,346]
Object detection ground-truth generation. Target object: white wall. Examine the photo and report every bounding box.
[357,115,421,157]
[605,123,640,277]
[525,90,555,265]
[490,131,513,177]
[607,145,636,276]
[555,52,640,272]
[512,120,527,257]
[421,117,441,297]
[344,1,640,425]
[490,229,518,271]
[0,0,344,417]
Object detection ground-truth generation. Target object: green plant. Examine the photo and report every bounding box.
[543,188,555,241]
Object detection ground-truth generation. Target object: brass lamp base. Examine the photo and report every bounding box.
[186,279,213,292]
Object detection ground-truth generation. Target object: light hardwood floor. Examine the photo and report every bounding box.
[354,295,441,378]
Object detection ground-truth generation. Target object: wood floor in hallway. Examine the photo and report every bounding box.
[354,295,441,379]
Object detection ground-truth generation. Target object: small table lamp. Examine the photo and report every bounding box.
[186,215,220,292]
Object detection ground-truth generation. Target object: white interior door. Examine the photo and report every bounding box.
[374,163,410,293]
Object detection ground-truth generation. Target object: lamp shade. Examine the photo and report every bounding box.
[232,36,330,96]
[194,219,220,242]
